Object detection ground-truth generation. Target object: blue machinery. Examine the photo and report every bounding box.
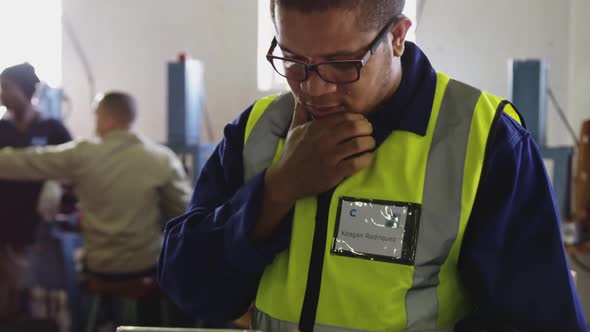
[510,59,573,219]
[167,57,216,182]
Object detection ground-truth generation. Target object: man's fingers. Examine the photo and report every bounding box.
[338,152,374,178]
[335,136,376,161]
[329,119,373,144]
[289,102,310,133]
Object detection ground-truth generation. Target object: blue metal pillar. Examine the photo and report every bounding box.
[509,59,548,145]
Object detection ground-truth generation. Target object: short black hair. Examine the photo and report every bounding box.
[0,63,40,100]
[270,0,405,31]
[96,91,137,125]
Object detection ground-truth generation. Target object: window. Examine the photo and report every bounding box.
[0,0,62,117]
[257,0,418,91]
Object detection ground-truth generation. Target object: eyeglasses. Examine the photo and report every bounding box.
[266,15,403,84]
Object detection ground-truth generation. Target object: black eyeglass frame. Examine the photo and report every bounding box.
[265,14,404,84]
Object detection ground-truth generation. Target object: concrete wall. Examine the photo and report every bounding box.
[62,0,259,142]
[417,0,575,146]
[570,0,590,136]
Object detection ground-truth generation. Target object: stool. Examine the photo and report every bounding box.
[82,274,164,332]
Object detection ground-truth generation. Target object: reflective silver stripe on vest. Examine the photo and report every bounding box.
[243,93,294,182]
[404,80,482,330]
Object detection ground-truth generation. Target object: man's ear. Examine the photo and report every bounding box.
[391,16,412,57]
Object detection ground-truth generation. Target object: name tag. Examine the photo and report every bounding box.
[331,197,421,265]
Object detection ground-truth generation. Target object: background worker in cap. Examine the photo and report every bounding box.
[0,62,72,318]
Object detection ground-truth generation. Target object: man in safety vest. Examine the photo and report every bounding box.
[158,0,587,331]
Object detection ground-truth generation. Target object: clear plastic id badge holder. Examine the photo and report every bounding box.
[331,197,421,265]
